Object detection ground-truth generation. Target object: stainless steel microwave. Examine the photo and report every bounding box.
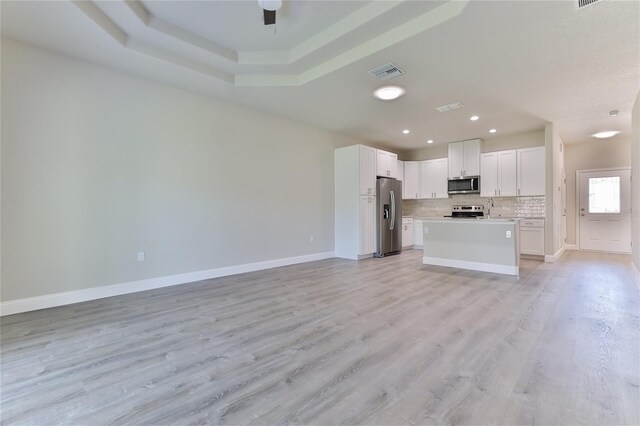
[447,176,480,194]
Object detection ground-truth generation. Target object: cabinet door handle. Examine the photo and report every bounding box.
[494,189,497,196]
[499,189,501,195]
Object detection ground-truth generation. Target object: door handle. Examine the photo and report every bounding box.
[390,190,396,231]
[580,208,585,211]
[580,213,585,216]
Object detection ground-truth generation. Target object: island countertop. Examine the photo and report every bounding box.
[414,217,518,224]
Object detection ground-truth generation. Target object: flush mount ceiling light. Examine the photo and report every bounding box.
[470,115,479,121]
[592,130,620,139]
[427,139,434,144]
[489,128,497,133]
[609,110,619,116]
[402,129,410,134]
[373,85,405,101]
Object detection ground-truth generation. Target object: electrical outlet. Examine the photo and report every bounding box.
[137,252,145,262]
[309,235,314,243]
[505,231,512,239]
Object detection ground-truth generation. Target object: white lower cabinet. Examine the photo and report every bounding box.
[359,195,377,255]
[520,219,545,256]
[402,217,414,248]
[413,219,424,247]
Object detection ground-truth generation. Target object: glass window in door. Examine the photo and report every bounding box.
[588,176,620,214]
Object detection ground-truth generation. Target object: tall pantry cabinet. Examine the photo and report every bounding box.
[335,145,378,260]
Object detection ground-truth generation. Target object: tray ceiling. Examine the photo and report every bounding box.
[1,0,638,149]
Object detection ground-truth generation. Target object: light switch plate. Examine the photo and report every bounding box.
[506,231,512,239]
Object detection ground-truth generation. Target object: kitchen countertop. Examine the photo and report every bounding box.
[408,216,545,220]
[412,217,519,224]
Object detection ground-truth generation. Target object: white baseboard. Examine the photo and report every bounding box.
[545,246,566,263]
[422,256,519,276]
[565,244,578,251]
[0,251,335,316]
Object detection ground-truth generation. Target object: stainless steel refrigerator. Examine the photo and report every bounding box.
[376,177,402,257]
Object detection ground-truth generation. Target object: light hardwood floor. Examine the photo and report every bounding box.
[1,250,639,425]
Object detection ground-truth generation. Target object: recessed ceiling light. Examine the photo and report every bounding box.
[402,129,410,134]
[609,110,619,116]
[592,130,620,139]
[427,139,434,144]
[470,115,479,121]
[373,85,405,101]
[489,128,497,133]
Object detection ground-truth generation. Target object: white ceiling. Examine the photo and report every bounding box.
[1,0,638,151]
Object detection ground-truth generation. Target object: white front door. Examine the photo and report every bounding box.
[578,168,631,253]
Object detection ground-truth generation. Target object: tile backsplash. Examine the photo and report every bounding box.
[403,195,545,218]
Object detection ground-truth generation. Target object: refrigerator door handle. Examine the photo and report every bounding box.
[390,190,395,231]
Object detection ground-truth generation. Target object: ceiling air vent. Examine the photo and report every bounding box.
[368,63,404,80]
[577,0,601,8]
[435,102,464,113]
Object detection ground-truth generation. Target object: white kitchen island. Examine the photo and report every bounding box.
[420,218,520,276]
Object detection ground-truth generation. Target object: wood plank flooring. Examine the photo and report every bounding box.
[1,250,639,425]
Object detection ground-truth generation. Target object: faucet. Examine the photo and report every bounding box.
[486,198,494,218]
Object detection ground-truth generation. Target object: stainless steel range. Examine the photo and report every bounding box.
[450,205,484,219]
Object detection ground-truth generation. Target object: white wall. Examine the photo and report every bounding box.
[564,137,631,246]
[544,123,565,257]
[1,39,361,302]
[632,91,640,270]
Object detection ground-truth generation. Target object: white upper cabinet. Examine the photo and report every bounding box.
[419,158,449,199]
[517,146,545,196]
[480,152,498,197]
[448,139,482,178]
[376,149,398,178]
[481,150,517,197]
[359,145,377,196]
[403,161,420,199]
[433,158,449,198]
[498,150,517,197]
